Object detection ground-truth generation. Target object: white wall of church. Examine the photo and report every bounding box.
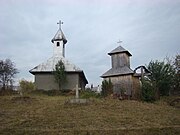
[53,40,65,57]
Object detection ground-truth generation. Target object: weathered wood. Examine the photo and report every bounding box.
[104,75,133,95]
[111,53,130,68]
[101,45,141,99]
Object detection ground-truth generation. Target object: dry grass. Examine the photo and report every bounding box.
[0,95,179,135]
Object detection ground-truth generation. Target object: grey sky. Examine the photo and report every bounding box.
[0,0,180,86]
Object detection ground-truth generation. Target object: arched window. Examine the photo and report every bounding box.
[57,42,60,47]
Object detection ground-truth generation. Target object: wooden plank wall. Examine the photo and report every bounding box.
[111,53,130,68]
[105,75,133,95]
[104,75,141,99]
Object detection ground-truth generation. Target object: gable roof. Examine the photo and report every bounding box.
[133,65,151,77]
[108,46,132,56]
[101,66,134,78]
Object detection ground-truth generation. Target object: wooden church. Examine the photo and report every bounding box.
[101,45,142,99]
[30,21,88,91]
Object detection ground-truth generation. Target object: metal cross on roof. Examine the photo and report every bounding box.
[57,20,63,29]
[117,40,123,45]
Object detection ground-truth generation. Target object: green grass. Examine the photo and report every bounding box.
[0,95,179,135]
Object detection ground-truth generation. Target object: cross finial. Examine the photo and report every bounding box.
[117,40,122,45]
[57,20,63,29]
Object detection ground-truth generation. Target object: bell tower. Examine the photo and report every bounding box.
[51,20,67,57]
[108,41,132,68]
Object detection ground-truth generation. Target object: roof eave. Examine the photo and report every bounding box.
[51,38,67,44]
[101,72,134,78]
[108,51,132,56]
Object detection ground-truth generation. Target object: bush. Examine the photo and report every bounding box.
[141,79,155,102]
[19,79,35,95]
[42,90,62,96]
[80,90,101,99]
[0,89,18,96]
[101,79,113,97]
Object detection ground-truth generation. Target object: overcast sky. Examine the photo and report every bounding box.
[0,0,180,86]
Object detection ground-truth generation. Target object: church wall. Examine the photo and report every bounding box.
[104,75,132,95]
[132,76,141,99]
[79,76,86,91]
[35,73,58,90]
[53,40,64,57]
[104,75,141,99]
[34,73,80,91]
[65,73,79,90]
[111,53,130,68]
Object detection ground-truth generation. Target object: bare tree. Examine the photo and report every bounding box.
[0,59,18,90]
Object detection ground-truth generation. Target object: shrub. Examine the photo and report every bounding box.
[80,90,101,99]
[44,90,62,96]
[19,79,35,95]
[0,89,18,96]
[101,79,113,97]
[141,79,155,102]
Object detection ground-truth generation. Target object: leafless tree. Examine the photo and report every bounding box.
[0,59,18,90]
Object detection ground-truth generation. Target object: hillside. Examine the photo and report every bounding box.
[0,95,179,135]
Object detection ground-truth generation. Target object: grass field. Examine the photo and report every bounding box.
[0,94,179,135]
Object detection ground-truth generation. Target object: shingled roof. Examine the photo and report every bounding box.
[101,66,134,77]
[108,46,132,56]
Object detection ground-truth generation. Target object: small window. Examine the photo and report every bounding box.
[57,42,60,47]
